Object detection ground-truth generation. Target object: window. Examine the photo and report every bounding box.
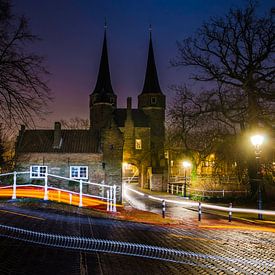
[70,166,88,179]
[135,139,142,150]
[151,97,157,104]
[30,166,48,178]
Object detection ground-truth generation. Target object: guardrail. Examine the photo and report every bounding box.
[125,184,275,220]
[0,170,117,212]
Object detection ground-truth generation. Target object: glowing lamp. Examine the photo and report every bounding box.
[250,135,264,147]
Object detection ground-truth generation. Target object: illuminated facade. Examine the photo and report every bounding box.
[15,29,167,201]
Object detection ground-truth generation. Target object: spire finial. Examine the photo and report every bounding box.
[104,17,107,30]
[149,24,152,38]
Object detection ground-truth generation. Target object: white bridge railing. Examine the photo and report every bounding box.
[0,170,117,212]
[167,183,248,198]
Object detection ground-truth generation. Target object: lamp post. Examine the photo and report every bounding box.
[250,134,264,220]
[182,161,191,197]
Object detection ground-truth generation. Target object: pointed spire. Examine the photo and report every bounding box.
[92,23,114,96]
[141,27,162,94]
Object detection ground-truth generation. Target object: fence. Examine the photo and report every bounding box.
[0,170,117,212]
[167,183,248,198]
[125,184,275,220]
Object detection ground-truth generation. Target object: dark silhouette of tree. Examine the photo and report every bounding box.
[60,117,89,129]
[172,1,274,129]
[0,134,4,171]
[0,0,52,129]
[169,2,274,195]
[167,86,245,180]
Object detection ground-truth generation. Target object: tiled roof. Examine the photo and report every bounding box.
[114,109,149,127]
[92,30,115,97]
[16,130,100,153]
[141,35,162,94]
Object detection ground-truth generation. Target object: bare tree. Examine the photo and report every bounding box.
[0,0,52,129]
[60,117,89,130]
[167,86,243,178]
[172,1,274,129]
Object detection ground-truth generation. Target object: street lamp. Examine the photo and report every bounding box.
[182,161,191,197]
[250,134,264,220]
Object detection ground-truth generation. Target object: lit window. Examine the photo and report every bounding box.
[70,166,88,179]
[30,165,48,178]
[135,139,142,150]
[151,97,157,104]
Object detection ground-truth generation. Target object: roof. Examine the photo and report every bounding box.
[141,34,162,94]
[16,130,100,153]
[92,30,115,96]
[114,109,149,127]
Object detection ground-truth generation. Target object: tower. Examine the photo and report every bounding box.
[138,31,166,173]
[90,27,117,131]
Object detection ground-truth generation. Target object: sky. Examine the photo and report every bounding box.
[13,0,274,128]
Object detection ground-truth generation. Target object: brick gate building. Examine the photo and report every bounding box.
[15,28,167,202]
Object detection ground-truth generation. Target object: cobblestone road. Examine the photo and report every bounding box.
[0,203,275,274]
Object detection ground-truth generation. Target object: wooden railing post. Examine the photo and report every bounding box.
[113,185,117,212]
[44,172,48,201]
[12,171,17,200]
[79,180,83,207]
[110,186,113,212]
[106,190,110,211]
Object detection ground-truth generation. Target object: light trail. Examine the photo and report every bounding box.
[0,186,119,210]
[0,223,274,274]
[125,184,275,217]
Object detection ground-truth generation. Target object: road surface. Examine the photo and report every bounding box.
[0,202,275,274]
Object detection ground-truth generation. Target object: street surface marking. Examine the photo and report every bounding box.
[0,209,45,221]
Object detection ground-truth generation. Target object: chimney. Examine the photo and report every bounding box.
[127,97,132,110]
[53,122,62,149]
[126,97,132,121]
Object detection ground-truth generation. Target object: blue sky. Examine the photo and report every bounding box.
[13,0,274,127]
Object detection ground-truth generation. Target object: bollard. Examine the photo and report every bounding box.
[162,200,166,218]
[171,184,174,195]
[198,202,202,221]
[228,203,232,222]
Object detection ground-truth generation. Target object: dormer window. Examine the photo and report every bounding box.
[151,97,157,104]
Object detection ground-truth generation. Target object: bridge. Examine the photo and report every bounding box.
[0,169,118,212]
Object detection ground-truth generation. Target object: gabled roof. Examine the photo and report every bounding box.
[16,130,100,153]
[92,29,115,96]
[114,109,149,127]
[141,32,162,94]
